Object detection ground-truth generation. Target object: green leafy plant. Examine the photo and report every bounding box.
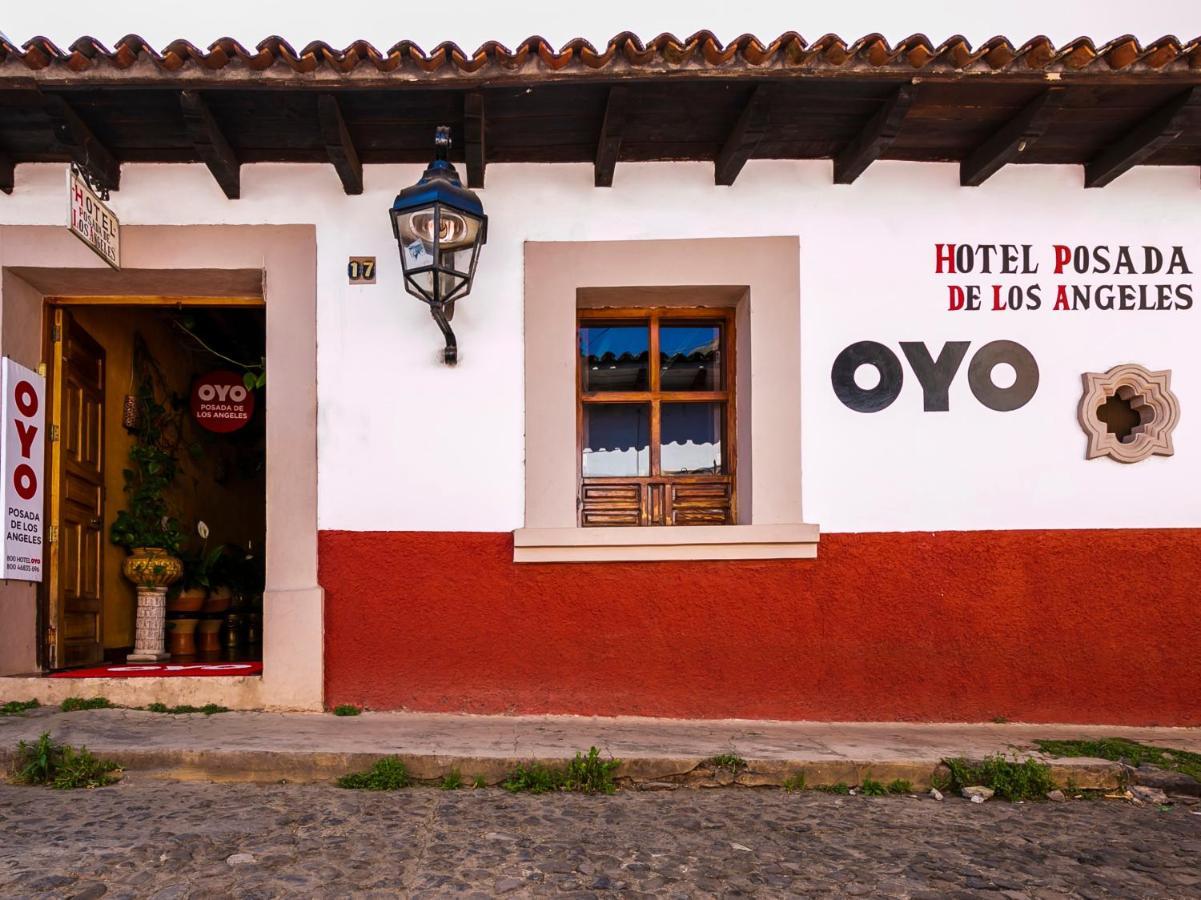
[1034,738,1201,783]
[860,777,887,796]
[502,762,564,794]
[337,757,411,790]
[706,753,747,773]
[942,754,1055,801]
[60,697,112,712]
[564,747,620,795]
[332,704,362,717]
[110,377,184,554]
[440,769,463,790]
[11,732,120,789]
[179,521,225,592]
[816,782,851,795]
[0,699,39,717]
[144,703,228,715]
[472,774,487,789]
[886,778,913,795]
[782,772,807,793]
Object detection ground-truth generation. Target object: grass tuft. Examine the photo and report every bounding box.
[332,704,362,717]
[60,697,113,712]
[440,769,463,790]
[943,754,1054,801]
[145,703,228,715]
[337,756,411,790]
[10,732,120,789]
[1034,738,1201,783]
[886,778,913,795]
[706,753,747,773]
[0,699,39,717]
[816,782,851,794]
[564,747,620,795]
[472,774,488,789]
[782,772,806,793]
[502,762,564,794]
[859,777,887,796]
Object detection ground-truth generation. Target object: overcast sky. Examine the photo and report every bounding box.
[2,0,1199,51]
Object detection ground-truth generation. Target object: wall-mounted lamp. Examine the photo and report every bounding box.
[390,126,488,365]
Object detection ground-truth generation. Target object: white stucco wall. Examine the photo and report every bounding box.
[2,159,1198,533]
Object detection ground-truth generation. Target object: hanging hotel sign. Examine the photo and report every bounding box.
[67,168,121,269]
[0,359,45,581]
[191,370,255,433]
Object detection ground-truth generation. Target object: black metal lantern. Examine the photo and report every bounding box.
[390,126,488,364]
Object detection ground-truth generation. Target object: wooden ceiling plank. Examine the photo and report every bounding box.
[715,84,772,186]
[833,83,915,184]
[465,91,485,188]
[0,151,12,194]
[41,93,121,190]
[594,85,629,187]
[1084,86,1199,188]
[317,94,363,195]
[960,87,1067,186]
[180,90,240,199]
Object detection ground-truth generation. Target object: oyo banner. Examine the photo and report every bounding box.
[0,359,45,581]
[191,370,255,433]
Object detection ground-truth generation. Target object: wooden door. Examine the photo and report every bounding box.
[46,309,105,669]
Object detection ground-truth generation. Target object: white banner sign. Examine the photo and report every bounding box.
[1,359,45,581]
[68,169,120,269]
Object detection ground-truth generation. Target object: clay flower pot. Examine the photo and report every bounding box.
[167,618,200,656]
[197,619,223,653]
[203,585,233,614]
[122,548,183,589]
[170,587,206,613]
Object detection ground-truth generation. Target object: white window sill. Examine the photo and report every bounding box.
[513,524,820,563]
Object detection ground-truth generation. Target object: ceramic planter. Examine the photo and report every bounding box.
[121,548,183,588]
[166,617,200,655]
[203,585,233,613]
[197,618,223,653]
[169,587,206,613]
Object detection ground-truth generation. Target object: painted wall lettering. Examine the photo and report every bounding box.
[831,340,1039,413]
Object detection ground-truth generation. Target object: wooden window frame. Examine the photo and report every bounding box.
[577,307,736,526]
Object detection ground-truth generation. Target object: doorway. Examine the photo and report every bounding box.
[42,297,267,672]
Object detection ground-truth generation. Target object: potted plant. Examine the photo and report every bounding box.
[110,378,185,661]
[173,521,222,613]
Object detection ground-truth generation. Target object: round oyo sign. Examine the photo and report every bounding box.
[191,370,254,433]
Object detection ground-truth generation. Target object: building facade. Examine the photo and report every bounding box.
[0,31,1199,724]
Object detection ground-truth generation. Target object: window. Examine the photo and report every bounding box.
[577,308,735,526]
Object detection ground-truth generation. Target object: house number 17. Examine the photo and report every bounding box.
[348,257,376,284]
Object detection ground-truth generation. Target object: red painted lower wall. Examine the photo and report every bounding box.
[320,529,1201,725]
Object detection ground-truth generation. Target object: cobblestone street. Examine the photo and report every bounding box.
[1,780,1199,898]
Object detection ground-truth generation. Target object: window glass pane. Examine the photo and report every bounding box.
[661,402,723,474]
[579,325,649,392]
[583,404,650,476]
[660,324,722,391]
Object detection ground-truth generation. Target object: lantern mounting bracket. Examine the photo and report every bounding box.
[430,302,458,365]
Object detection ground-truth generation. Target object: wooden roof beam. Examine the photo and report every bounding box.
[0,152,12,195]
[464,91,485,188]
[833,83,915,184]
[961,87,1066,186]
[180,90,240,199]
[594,86,629,187]
[317,94,362,195]
[1085,86,1199,188]
[715,84,772,186]
[42,93,120,191]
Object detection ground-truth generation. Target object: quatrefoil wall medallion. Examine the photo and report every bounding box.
[1078,363,1180,464]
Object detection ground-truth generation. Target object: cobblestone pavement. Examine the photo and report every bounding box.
[1,781,1199,898]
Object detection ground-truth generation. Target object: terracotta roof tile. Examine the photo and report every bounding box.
[1,31,1199,80]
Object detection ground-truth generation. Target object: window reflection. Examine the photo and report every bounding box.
[660,325,721,391]
[583,404,650,476]
[661,403,723,474]
[580,325,649,392]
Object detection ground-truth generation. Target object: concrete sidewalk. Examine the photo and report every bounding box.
[2,707,1199,789]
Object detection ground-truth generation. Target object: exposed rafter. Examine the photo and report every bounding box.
[961,87,1066,186]
[833,83,915,184]
[0,151,12,194]
[42,93,120,190]
[180,90,240,199]
[1085,86,1199,188]
[594,86,629,188]
[464,91,485,188]
[317,94,362,195]
[715,84,772,186]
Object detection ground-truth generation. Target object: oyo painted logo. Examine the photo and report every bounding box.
[832,340,1038,413]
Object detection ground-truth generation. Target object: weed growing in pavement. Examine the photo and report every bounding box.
[782,772,807,793]
[440,769,463,790]
[472,774,487,789]
[332,704,362,717]
[145,703,229,715]
[564,747,620,795]
[10,732,120,789]
[60,697,113,712]
[0,699,39,717]
[943,754,1055,801]
[1034,738,1201,783]
[706,753,747,773]
[337,756,411,790]
[860,777,887,796]
[886,778,913,795]
[502,762,564,794]
[815,782,851,794]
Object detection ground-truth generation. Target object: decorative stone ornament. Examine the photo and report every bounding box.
[1078,364,1180,464]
